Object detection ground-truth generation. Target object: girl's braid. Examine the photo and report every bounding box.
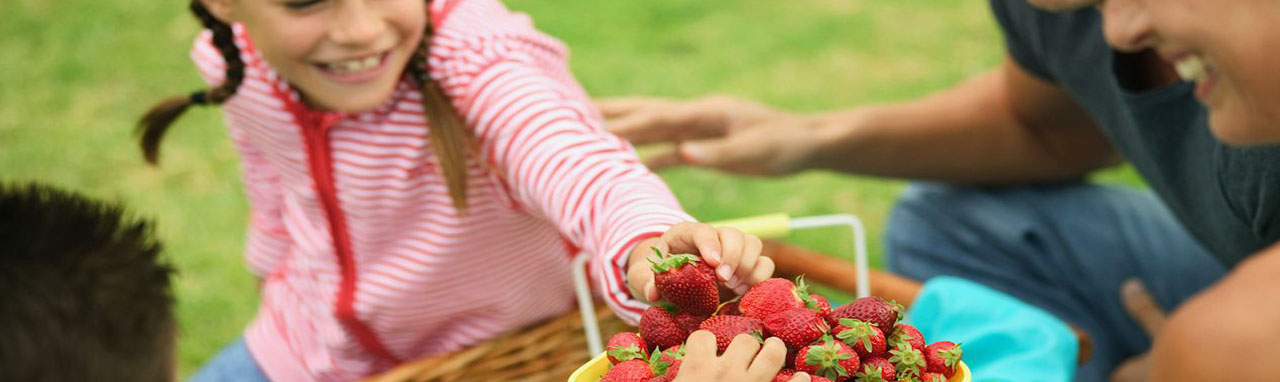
[136,0,246,164]
[411,1,473,212]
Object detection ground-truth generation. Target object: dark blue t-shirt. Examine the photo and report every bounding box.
[990,0,1280,266]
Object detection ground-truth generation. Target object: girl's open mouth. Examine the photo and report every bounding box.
[315,51,392,84]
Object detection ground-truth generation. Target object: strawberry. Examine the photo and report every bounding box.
[808,294,833,317]
[646,377,670,382]
[740,278,806,320]
[640,306,688,350]
[660,345,685,379]
[601,359,654,382]
[772,368,796,382]
[794,338,859,381]
[809,376,836,382]
[834,318,887,359]
[854,356,897,382]
[606,332,648,364]
[828,296,902,336]
[925,341,963,377]
[888,343,927,380]
[650,248,720,316]
[717,300,742,316]
[763,308,830,349]
[920,372,948,382]
[698,315,766,353]
[675,312,707,334]
[890,323,926,354]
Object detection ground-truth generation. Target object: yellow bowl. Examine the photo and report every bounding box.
[568,351,972,381]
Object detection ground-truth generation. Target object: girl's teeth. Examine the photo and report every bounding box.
[1174,55,1208,82]
[327,55,381,73]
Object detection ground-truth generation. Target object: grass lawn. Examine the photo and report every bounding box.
[0,0,1142,376]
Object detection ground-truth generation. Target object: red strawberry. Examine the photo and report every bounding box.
[854,356,897,382]
[925,341,963,377]
[890,323,926,354]
[740,278,806,320]
[606,332,648,364]
[646,377,670,382]
[640,306,688,349]
[675,312,707,334]
[808,294,833,317]
[828,296,902,336]
[772,368,798,382]
[833,318,887,359]
[888,343,927,380]
[764,308,830,349]
[601,359,654,382]
[698,315,766,353]
[650,249,719,316]
[920,372,948,382]
[794,338,860,381]
[809,376,836,382]
[717,300,742,316]
[660,345,685,379]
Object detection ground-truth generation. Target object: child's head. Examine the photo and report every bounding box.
[0,183,176,382]
[1096,0,1280,146]
[140,0,472,210]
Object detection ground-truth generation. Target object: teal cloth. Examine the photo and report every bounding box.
[905,276,1077,382]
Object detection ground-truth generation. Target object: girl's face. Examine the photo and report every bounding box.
[1099,0,1280,145]
[206,0,426,113]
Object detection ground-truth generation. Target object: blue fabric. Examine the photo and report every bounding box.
[189,337,271,382]
[886,182,1227,382]
[907,276,1077,382]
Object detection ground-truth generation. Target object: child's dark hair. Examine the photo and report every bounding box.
[138,0,473,211]
[0,182,176,382]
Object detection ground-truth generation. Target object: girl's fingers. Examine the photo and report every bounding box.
[739,257,775,295]
[721,333,764,368]
[734,234,763,283]
[682,330,718,362]
[662,222,722,265]
[715,227,745,285]
[746,337,789,379]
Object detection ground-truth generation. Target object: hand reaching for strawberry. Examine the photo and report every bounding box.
[628,222,775,303]
[673,331,810,382]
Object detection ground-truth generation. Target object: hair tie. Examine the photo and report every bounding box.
[189,91,209,105]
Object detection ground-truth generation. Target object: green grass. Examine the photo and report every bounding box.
[0,0,1142,376]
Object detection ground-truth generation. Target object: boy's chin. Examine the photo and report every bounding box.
[1210,113,1280,147]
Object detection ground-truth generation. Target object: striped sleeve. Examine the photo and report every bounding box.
[192,31,291,276]
[433,35,694,324]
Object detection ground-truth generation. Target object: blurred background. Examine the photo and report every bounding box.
[0,0,1142,376]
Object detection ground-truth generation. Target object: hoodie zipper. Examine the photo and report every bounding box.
[293,102,402,366]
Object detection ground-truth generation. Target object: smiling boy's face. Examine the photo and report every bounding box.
[1133,0,1280,145]
[1024,0,1280,146]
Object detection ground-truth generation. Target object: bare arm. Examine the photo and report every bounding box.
[1148,246,1280,381]
[807,56,1121,183]
[601,56,1122,183]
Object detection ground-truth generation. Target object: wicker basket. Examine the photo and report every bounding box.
[364,303,630,382]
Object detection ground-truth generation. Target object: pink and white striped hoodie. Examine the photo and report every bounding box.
[191,0,692,380]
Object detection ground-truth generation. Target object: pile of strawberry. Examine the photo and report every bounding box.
[598,251,964,382]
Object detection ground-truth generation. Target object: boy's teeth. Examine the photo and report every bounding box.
[327,55,381,73]
[1174,55,1208,82]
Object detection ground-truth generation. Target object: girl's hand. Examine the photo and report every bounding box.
[672,330,809,382]
[628,222,774,302]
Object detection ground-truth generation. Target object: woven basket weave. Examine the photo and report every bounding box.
[364,303,629,382]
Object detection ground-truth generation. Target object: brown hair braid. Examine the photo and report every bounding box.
[410,6,473,212]
[137,0,245,164]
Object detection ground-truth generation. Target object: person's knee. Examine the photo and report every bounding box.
[886,182,980,244]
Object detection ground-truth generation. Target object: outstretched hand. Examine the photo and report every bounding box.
[598,96,822,176]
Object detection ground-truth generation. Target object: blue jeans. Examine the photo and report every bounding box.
[885,182,1226,382]
[189,337,271,382]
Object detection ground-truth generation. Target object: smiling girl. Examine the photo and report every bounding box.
[139,0,774,380]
